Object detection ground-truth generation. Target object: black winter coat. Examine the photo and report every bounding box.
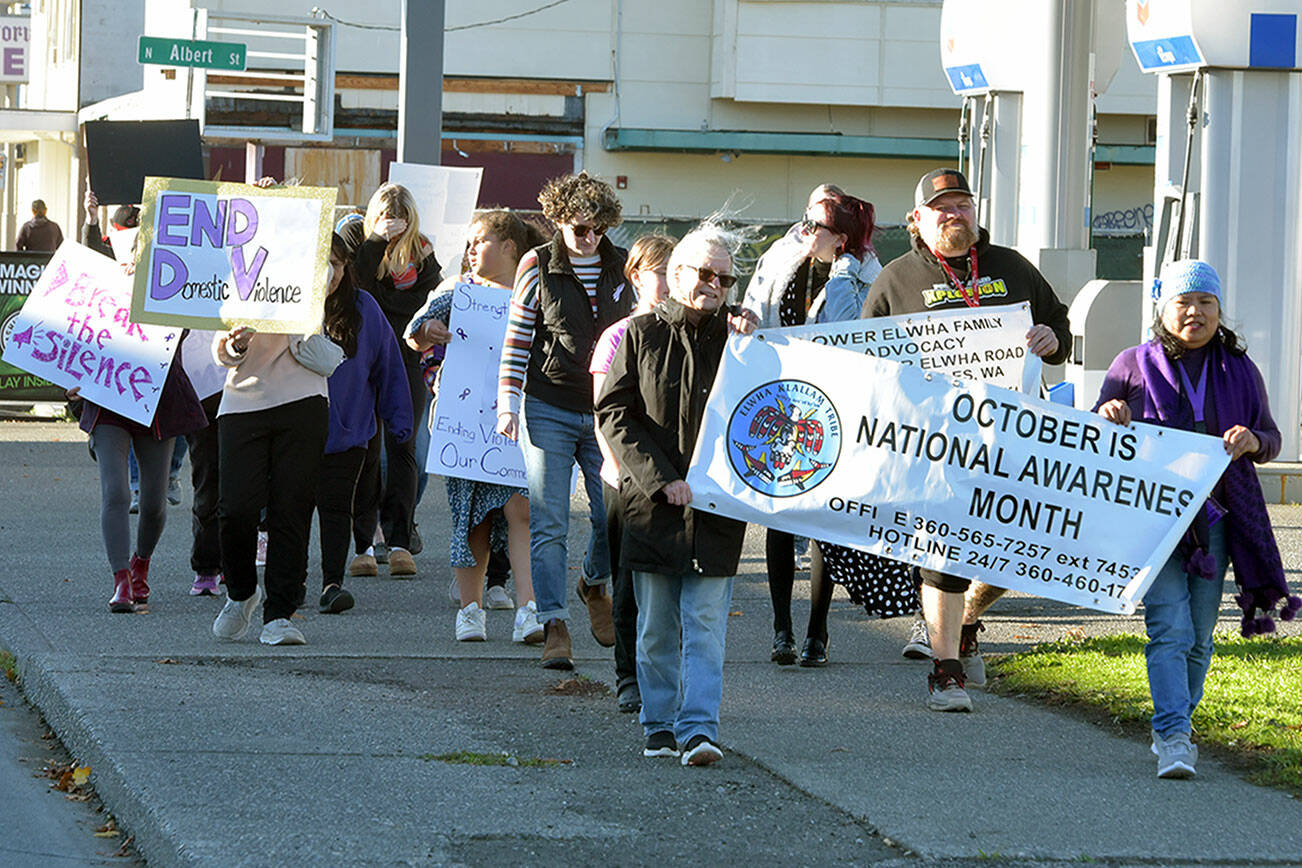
[595,297,746,577]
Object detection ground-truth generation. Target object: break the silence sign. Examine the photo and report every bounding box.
[1,241,181,425]
[768,301,1041,394]
[426,282,526,485]
[131,178,336,333]
[685,334,1229,614]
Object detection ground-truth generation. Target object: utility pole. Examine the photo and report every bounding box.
[397,0,444,165]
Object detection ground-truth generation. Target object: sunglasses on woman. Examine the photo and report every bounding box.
[800,218,835,234]
[687,265,737,289]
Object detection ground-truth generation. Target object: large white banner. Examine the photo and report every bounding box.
[768,301,1041,394]
[426,282,526,486]
[386,163,483,281]
[1,241,181,425]
[685,334,1230,614]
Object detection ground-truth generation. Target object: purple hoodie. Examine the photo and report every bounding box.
[325,289,413,454]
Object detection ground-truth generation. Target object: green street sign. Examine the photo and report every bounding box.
[138,35,247,72]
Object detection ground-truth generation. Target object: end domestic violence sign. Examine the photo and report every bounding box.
[1,241,180,426]
[131,178,337,334]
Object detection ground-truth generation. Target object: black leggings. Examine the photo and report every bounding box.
[765,528,833,641]
[316,447,367,589]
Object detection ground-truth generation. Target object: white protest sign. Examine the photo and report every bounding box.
[386,163,483,280]
[769,301,1041,394]
[426,282,526,485]
[131,178,336,333]
[108,227,138,265]
[685,334,1229,614]
[1,240,181,425]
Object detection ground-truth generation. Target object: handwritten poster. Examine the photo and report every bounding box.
[769,302,1041,394]
[1,240,181,425]
[130,177,336,333]
[685,334,1228,614]
[386,163,483,280]
[426,282,525,485]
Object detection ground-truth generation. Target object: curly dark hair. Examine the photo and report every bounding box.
[1152,316,1245,359]
[536,171,622,228]
[323,233,362,358]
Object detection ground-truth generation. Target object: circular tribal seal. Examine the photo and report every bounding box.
[726,379,841,498]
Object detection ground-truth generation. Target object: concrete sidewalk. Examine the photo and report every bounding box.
[1,421,1299,867]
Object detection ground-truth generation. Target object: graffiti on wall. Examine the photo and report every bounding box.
[1092,203,1153,236]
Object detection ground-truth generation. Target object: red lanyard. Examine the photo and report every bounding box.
[934,247,980,307]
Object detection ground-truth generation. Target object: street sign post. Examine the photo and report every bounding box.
[138,35,246,72]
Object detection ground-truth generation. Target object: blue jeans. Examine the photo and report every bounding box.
[1143,522,1228,737]
[519,395,610,622]
[634,571,734,745]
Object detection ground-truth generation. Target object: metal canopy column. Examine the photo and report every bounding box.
[397,0,444,165]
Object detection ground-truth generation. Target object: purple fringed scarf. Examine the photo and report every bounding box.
[1135,340,1301,635]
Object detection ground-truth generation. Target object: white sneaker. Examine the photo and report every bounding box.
[260,618,306,646]
[1152,730,1197,779]
[456,602,487,641]
[448,576,461,606]
[212,585,264,640]
[485,584,514,610]
[512,601,545,644]
[901,614,932,660]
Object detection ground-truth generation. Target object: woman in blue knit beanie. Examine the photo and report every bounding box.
[1093,258,1300,780]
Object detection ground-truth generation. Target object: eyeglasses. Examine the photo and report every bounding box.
[684,265,737,289]
[800,218,835,234]
[569,223,606,238]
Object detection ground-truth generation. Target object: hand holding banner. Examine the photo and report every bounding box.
[1,240,181,425]
[686,334,1230,614]
[131,177,336,333]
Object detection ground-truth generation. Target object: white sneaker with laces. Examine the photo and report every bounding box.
[901,614,932,660]
[212,585,264,640]
[456,602,487,641]
[512,601,545,644]
[485,584,514,610]
[260,618,306,646]
[1152,730,1197,778]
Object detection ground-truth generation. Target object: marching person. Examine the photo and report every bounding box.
[1094,258,1298,779]
[17,198,63,251]
[407,210,547,644]
[863,168,1071,711]
[315,232,413,614]
[595,222,753,765]
[590,233,677,711]
[349,183,440,579]
[496,172,631,669]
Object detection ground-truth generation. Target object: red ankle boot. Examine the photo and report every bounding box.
[109,569,133,613]
[129,554,150,604]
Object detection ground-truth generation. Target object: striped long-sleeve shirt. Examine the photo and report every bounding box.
[497,249,602,415]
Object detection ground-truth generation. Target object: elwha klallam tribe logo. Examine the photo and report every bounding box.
[727,380,841,498]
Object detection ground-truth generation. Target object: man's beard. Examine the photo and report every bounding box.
[938,220,978,253]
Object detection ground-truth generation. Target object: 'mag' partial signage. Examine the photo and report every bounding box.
[0,251,63,401]
[131,178,336,333]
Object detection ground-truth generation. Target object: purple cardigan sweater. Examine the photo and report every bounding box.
[1095,339,1300,633]
[325,290,413,454]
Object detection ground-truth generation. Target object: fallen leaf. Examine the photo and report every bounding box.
[1231,720,1249,730]
[729,610,743,617]
[72,766,90,786]
[93,830,121,838]
[155,658,180,665]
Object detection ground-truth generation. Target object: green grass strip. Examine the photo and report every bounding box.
[989,632,1302,793]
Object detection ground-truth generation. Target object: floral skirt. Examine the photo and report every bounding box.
[445,477,526,568]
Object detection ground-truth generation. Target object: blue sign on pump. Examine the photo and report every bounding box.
[944,63,988,94]
[1249,13,1297,68]
[1131,35,1202,71]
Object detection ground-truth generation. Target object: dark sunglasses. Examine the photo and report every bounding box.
[686,265,737,289]
[570,223,606,238]
[800,218,835,234]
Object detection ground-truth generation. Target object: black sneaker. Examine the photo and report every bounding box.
[643,731,679,758]
[617,680,642,714]
[680,734,723,767]
[319,585,355,614]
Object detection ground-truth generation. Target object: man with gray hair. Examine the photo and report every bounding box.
[16,199,63,251]
[596,224,755,766]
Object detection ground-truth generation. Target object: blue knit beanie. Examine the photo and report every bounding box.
[1152,259,1221,314]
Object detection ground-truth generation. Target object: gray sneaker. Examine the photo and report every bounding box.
[1152,730,1197,779]
[260,617,306,646]
[902,614,932,659]
[926,660,973,712]
[960,620,986,687]
[212,585,264,640]
[167,476,182,505]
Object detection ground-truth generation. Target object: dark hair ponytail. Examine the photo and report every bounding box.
[323,232,362,358]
